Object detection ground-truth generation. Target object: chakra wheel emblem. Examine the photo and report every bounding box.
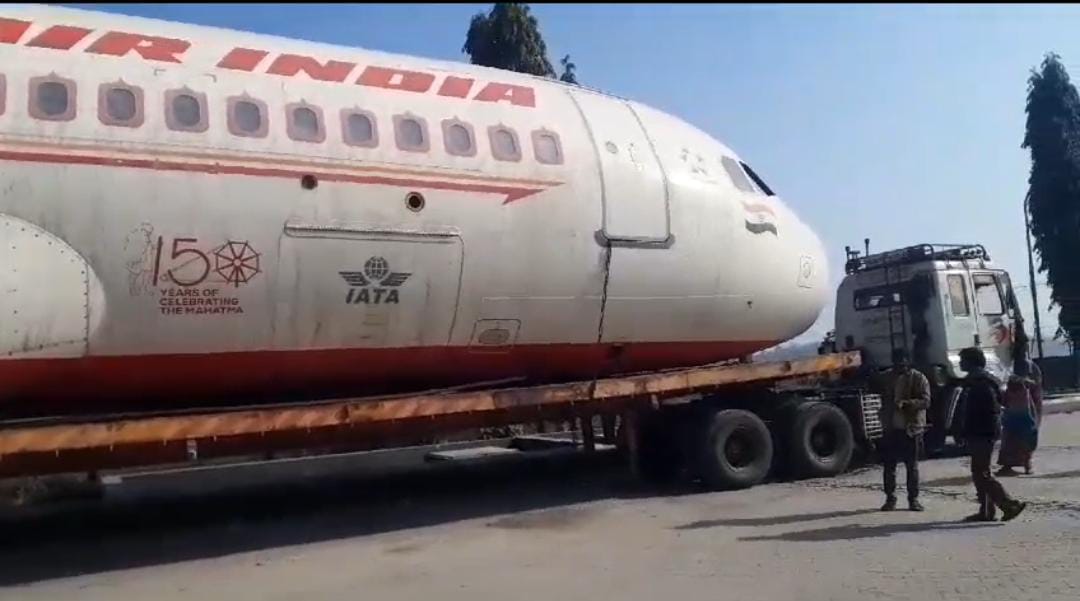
[213,241,262,287]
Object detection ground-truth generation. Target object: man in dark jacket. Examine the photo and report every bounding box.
[958,347,1027,522]
[878,348,930,512]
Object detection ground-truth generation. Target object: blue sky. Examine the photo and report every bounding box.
[71,3,1080,350]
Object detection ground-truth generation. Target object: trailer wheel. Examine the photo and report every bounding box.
[787,402,854,479]
[695,409,773,490]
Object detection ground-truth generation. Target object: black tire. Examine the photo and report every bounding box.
[694,409,773,490]
[787,402,854,479]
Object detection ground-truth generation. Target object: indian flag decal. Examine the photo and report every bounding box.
[742,201,778,236]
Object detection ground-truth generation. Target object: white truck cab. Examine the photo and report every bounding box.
[828,244,1026,450]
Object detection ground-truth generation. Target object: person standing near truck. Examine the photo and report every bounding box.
[879,348,930,512]
[958,347,1027,522]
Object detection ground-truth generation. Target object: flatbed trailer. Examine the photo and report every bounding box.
[0,351,881,491]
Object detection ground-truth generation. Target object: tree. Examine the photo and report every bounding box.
[462,3,555,78]
[1023,53,1080,368]
[559,54,578,85]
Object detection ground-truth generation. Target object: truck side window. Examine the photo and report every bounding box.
[973,274,1003,316]
[947,275,970,316]
[854,285,902,310]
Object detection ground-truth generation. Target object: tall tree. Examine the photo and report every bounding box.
[462,3,555,77]
[1023,53,1080,361]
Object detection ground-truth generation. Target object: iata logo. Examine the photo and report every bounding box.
[340,257,410,305]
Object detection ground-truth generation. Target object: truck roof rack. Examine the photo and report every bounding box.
[844,243,989,274]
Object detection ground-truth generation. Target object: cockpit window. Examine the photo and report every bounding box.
[741,161,776,196]
[721,156,756,193]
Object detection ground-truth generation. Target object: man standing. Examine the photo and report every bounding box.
[958,347,1027,522]
[880,348,930,512]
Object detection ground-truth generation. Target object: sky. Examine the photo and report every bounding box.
[68,3,1080,353]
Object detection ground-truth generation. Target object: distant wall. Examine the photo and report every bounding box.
[1036,356,1077,391]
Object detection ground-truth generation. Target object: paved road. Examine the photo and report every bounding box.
[3,413,1080,601]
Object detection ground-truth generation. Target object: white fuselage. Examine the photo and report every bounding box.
[0,4,828,417]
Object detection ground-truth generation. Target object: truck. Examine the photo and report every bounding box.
[826,242,1029,455]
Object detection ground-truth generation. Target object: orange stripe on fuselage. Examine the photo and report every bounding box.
[0,138,561,187]
[0,145,561,204]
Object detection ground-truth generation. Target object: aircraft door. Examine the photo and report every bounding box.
[568,90,670,244]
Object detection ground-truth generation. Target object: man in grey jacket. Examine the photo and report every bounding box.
[879,348,931,512]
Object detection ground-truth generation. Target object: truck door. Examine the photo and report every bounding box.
[970,271,1014,375]
[568,89,670,244]
[940,272,976,352]
[976,270,1015,367]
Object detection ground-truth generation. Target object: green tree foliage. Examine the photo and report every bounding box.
[1023,53,1080,349]
[462,3,555,78]
[559,54,578,85]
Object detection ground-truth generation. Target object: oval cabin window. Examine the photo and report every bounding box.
[400,119,424,147]
[235,101,262,133]
[288,104,324,143]
[448,124,470,153]
[105,88,137,122]
[490,127,521,162]
[533,131,563,165]
[294,107,318,135]
[37,81,69,117]
[345,112,375,147]
[394,114,429,152]
[443,120,476,157]
[173,94,201,128]
[349,114,373,141]
[342,110,378,148]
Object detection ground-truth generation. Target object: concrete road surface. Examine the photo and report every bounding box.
[3,413,1080,601]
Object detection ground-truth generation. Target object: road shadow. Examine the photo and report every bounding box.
[1029,468,1080,480]
[739,520,1000,543]
[921,475,974,487]
[0,449,687,586]
[674,508,878,530]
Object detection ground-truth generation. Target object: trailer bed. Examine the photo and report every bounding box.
[0,352,861,478]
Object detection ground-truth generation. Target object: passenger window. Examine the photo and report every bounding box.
[166,89,208,132]
[947,275,970,316]
[227,96,268,138]
[99,83,144,127]
[341,109,378,148]
[29,76,76,121]
[287,103,325,143]
[394,114,429,152]
[442,119,476,157]
[532,129,563,165]
[489,126,521,162]
[721,156,755,193]
[973,274,1004,316]
[740,161,775,196]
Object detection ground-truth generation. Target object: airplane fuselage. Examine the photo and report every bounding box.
[0,5,828,418]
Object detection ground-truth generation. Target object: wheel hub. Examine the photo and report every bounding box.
[724,428,755,469]
[810,424,837,458]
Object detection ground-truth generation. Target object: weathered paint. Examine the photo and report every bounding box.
[0,4,829,419]
[0,352,861,458]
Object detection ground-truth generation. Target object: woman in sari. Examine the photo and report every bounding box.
[997,371,1039,476]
